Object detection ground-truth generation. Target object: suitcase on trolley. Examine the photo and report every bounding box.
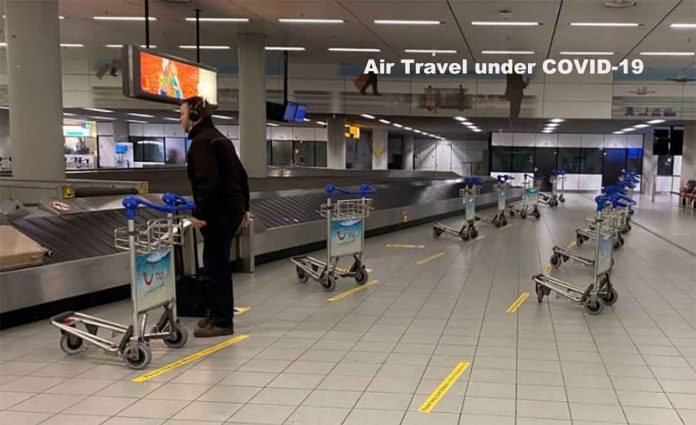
[175,225,208,318]
[0,225,49,272]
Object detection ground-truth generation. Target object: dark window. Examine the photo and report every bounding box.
[511,147,535,173]
[315,142,327,167]
[131,137,165,163]
[557,148,582,174]
[626,148,643,174]
[491,146,512,172]
[581,148,603,174]
[657,155,674,176]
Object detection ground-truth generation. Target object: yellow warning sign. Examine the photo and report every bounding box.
[61,186,75,199]
[138,182,149,194]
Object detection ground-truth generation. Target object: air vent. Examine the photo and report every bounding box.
[604,0,637,8]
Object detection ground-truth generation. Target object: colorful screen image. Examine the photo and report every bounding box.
[139,51,217,104]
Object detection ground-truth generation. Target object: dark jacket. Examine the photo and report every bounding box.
[186,117,250,220]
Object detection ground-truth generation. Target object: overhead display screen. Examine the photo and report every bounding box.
[123,45,218,105]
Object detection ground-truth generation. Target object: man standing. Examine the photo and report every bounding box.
[180,96,250,337]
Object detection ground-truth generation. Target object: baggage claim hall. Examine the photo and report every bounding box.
[1,0,696,424]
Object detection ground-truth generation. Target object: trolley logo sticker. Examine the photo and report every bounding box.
[135,249,171,304]
[330,218,363,258]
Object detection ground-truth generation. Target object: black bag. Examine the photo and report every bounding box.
[175,226,208,318]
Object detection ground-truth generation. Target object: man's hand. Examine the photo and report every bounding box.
[189,217,207,229]
[241,211,252,228]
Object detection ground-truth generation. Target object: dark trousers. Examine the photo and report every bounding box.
[200,216,241,327]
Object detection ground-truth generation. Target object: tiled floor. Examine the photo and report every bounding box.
[1,194,696,424]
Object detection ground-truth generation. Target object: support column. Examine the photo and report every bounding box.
[402,134,414,170]
[6,0,65,180]
[372,129,388,170]
[238,33,267,178]
[681,122,696,186]
[0,109,10,159]
[327,117,346,169]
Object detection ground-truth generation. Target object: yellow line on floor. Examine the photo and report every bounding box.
[468,235,486,243]
[327,280,379,302]
[386,244,425,249]
[417,252,446,265]
[566,240,577,249]
[234,307,251,316]
[500,224,512,230]
[506,292,530,313]
[543,265,553,275]
[131,334,249,383]
[418,361,470,413]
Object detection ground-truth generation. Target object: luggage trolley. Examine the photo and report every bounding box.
[50,193,195,370]
[533,196,617,315]
[291,184,375,292]
[552,169,566,204]
[476,175,511,228]
[509,174,541,220]
[434,176,482,240]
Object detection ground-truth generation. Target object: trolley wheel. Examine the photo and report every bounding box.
[559,195,565,203]
[629,209,635,216]
[613,238,622,250]
[321,274,336,292]
[521,211,528,219]
[122,341,152,370]
[509,210,516,217]
[602,288,619,306]
[59,332,84,355]
[163,324,188,349]
[493,217,501,228]
[576,235,584,247]
[627,223,632,232]
[354,266,368,285]
[470,228,479,240]
[583,298,605,315]
[461,230,470,241]
[535,284,544,303]
[621,225,629,234]
[296,266,309,283]
[534,209,541,219]
[433,227,443,239]
[501,216,508,226]
[550,254,561,268]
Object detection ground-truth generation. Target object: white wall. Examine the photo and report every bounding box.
[415,138,488,175]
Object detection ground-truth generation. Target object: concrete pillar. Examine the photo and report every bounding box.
[372,129,388,170]
[642,133,658,193]
[327,117,346,169]
[5,0,65,180]
[681,122,696,186]
[0,109,10,158]
[237,33,267,178]
[402,134,414,170]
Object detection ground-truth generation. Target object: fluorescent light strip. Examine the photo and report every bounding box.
[303,118,311,122]
[63,112,76,116]
[180,45,230,50]
[671,23,696,29]
[550,118,565,123]
[546,123,560,127]
[316,121,327,126]
[361,114,375,119]
[94,16,157,21]
[185,17,249,22]
[329,47,381,52]
[393,123,403,128]
[0,43,5,47]
[621,127,636,132]
[212,114,234,120]
[279,18,344,24]
[405,49,457,54]
[106,44,157,48]
[482,50,535,55]
[633,124,649,129]
[472,21,539,26]
[267,123,279,127]
[91,116,115,120]
[374,19,441,25]
[640,51,695,56]
[542,130,553,133]
[127,119,148,124]
[454,116,467,121]
[265,46,306,51]
[404,127,412,131]
[647,119,665,124]
[560,51,614,56]
[163,117,179,122]
[128,113,154,118]
[378,119,391,124]
[570,22,639,27]
[613,131,625,134]
[473,129,482,132]
[84,107,113,113]
[3,15,65,19]
[61,43,83,48]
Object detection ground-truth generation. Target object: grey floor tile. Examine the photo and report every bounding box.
[623,406,683,425]
[569,402,627,423]
[0,391,33,410]
[64,395,137,416]
[462,397,515,416]
[9,393,84,414]
[39,413,110,425]
[171,401,242,422]
[356,391,412,410]
[666,392,696,409]
[517,419,571,425]
[117,398,190,419]
[459,414,515,425]
[249,387,311,406]
[517,384,567,402]
[198,386,262,403]
[267,373,324,389]
[616,390,672,408]
[0,411,51,425]
[0,376,64,393]
[97,381,163,398]
[566,387,619,405]
[366,377,420,394]
[284,361,335,375]
[102,418,165,425]
[284,406,350,425]
[218,371,278,387]
[227,403,296,424]
[342,409,404,425]
[517,399,570,420]
[146,383,213,400]
[467,382,516,399]
[401,411,459,425]
[317,375,372,392]
[301,389,362,408]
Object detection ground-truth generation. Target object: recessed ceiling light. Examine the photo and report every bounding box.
[482,50,535,55]
[404,49,457,54]
[279,18,344,24]
[316,121,327,126]
[328,47,381,52]
[128,113,154,118]
[0,43,5,47]
[471,21,540,26]
[640,51,695,56]
[393,123,403,128]
[84,107,113,113]
[671,23,696,29]
[542,130,553,133]
[94,16,157,21]
[267,122,280,127]
[454,116,467,121]
[570,22,639,27]
[375,20,442,25]
[163,117,179,122]
[90,116,115,120]
[546,123,560,128]
[550,118,565,123]
[621,127,636,132]
[378,119,391,124]
[473,129,482,132]
[185,17,249,22]
[633,124,649,128]
[106,44,158,48]
[212,114,234,120]
[63,112,76,116]
[303,118,311,122]
[127,119,148,123]
[265,46,306,51]
[560,51,615,56]
[361,114,375,119]
[613,131,625,134]
[404,127,412,131]
[4,15,65,19]
[179,45,230,50]
[60,43,83,48]
[647,119,665,124]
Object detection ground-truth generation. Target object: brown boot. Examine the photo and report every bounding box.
[194,324,234,338]
[196,316,212,328]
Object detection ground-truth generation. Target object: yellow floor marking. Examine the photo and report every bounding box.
[335,267,374,274]
[507,292,530,313]
[467,235,486,243]
[234,307,251,316]
[132,334,249,383]
[327,280,379,302]
[500,224,513,230]
[386,244,425,249]
[566,240,577,249]
[418,361,470,413]
[543,265,553,274]
[417,252,446,265]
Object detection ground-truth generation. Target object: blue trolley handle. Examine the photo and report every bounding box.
[497,174,514,183]
[122,194,196,220]
[324,183,376,199]
[464,176,483,186]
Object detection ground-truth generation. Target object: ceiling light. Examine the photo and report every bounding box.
[212,114,234,120]
[633,124,649,128]
[647,119,665,124]
[613,131,625,134]
[163,117,179,122]
[640,51,695,56]
[179,45,230,50]
[63,112,76,116]
[106,44,157,48]
[671,23,696,29]
[328,47,381,52]
[465,124,476,128]
[84,107,113,113]
[570,22,639,27]
[360,114,375,119]
[127,119,148,123]
[546,123,560,127]
[4,15,65,19]
[0,43,5,47]
[550,118,565,123]
[375,20,441,25]
[404,49,457,54]
[482,50,535,55]
[316,121,327,126]
[454,116,467,121]
[303,118,311,122]
[560,51,615,56]
[128,113,154,118]
[90,116,115,121]
[473,129,482,132]
[471,21,540,26]
[393,123,403,128]
[378,119,391,124]
[60,43,83,48]
[185,17,249,22]
[404,127,412,131]
[542,130,553,133]
[621,127,636,132]
[94,16,157,21]
[267,122,280,127]
[279,18,344,24]
[265,46,306,51]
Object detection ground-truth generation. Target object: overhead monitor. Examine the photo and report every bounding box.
[295,104,307,122]
[122,45,218,105]
[283,102,298,122]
